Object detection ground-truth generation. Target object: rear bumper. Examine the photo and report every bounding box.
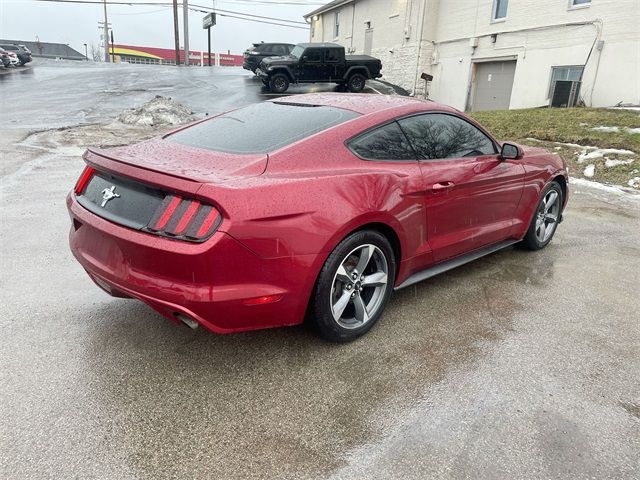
[67,192,317,334]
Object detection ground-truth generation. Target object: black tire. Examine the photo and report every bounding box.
[269,73,290,94]
[521,181,563,250]
[311,230,396,342]
[347,73,366,93]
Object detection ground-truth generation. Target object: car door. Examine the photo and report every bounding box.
[347,121,433,271]
[398,113,525,262]
[298,48,322,81]
[321,48,341,81]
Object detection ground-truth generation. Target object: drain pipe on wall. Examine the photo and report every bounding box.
[413,0,427,95]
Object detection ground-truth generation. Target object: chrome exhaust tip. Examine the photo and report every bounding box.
[176,313,199,330]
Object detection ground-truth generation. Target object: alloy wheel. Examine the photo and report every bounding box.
[330,244,389,329]
[535,190,560,243]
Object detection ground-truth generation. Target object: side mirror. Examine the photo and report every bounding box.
[302,55,308,61]
[500,142,523,160]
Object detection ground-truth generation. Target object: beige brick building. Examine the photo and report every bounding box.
[304,0,640,110]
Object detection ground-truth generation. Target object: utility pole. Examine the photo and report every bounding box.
[102,0,109,62]
[183,0,190,66]
[110,30,115,63]
[172,0,180,65]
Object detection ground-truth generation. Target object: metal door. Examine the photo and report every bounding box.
[471,61,516,111]
[364,29,373,55]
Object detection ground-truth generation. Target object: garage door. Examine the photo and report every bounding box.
[471,61,517,111]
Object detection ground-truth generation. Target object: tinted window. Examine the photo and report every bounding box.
[305,49,322,62]
[325,49,341,62]
[348,122,415,160]
[272,45,287,55]
[168,102,359,154]
[398,114,496,160]
[285,45,295,53]
[291,45,305,58]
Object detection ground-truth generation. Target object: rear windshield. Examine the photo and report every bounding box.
[167,101,360,154]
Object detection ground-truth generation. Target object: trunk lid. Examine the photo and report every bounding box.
[91,137,268,184]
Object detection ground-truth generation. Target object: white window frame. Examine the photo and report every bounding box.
[548,65,584,98]
[491,0,509,22]
[334,11,341,39]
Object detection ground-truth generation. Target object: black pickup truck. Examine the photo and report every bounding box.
[256,43,382,94]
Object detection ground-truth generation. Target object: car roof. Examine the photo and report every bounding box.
[296,42,342,49]
[254,42,294,46]
[268,93,459,116]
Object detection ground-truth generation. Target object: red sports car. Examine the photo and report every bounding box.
[68,94,568,341]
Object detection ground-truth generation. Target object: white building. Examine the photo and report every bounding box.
[304,0,640,110]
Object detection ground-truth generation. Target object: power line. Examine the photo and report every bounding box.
[30,0,310,28]
[190,3,307,24]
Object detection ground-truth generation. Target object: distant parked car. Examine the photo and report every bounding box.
[0,43,32,65]
[243,42,294,73]
[6,51,20,66]
[256,43,382,94]
[0,48,11,68]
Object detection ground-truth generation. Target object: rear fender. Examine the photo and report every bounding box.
[343,66,371,80]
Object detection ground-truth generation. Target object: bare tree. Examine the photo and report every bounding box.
[89,43,102,62]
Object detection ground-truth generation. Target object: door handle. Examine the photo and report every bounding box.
[431,181,455,192]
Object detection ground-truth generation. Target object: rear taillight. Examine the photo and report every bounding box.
[147,195,221,242]
[75,166,95,194]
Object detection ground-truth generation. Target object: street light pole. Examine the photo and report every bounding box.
[102,0,109,62]
[183,0,190,66]
[172,0,180,65]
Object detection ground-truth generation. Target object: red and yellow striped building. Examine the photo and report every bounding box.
[109,44,242,66]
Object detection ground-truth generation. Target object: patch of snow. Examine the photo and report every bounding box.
[591,126,640,134]
[570,177,640,198]
[579,122,589,127]
[608,106,640,112]
[628,177,640,189]
[554,146,561,150]
[117,95,194,126]
[577,150,603,163]
[583,164,595,177]
[554,141,594,149]
[604,158,634,168]
[592,126,620,132]
[577,147,635,163]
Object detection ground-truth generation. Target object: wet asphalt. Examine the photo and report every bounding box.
[1,61,639,479]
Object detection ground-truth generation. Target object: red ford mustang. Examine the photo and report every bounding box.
[68,93,568,341]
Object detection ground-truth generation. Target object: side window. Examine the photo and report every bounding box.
[398,114,496,160]
[304,49,322,63]
[348,122,415,161]
[273,45,287,55]
[324,49,341,63]
[286,45,295,54]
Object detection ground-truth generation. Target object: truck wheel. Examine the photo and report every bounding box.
[269,74,290,94]
[347,73,366,93]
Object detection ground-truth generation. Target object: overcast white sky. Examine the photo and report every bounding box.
[0,0,322,55]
